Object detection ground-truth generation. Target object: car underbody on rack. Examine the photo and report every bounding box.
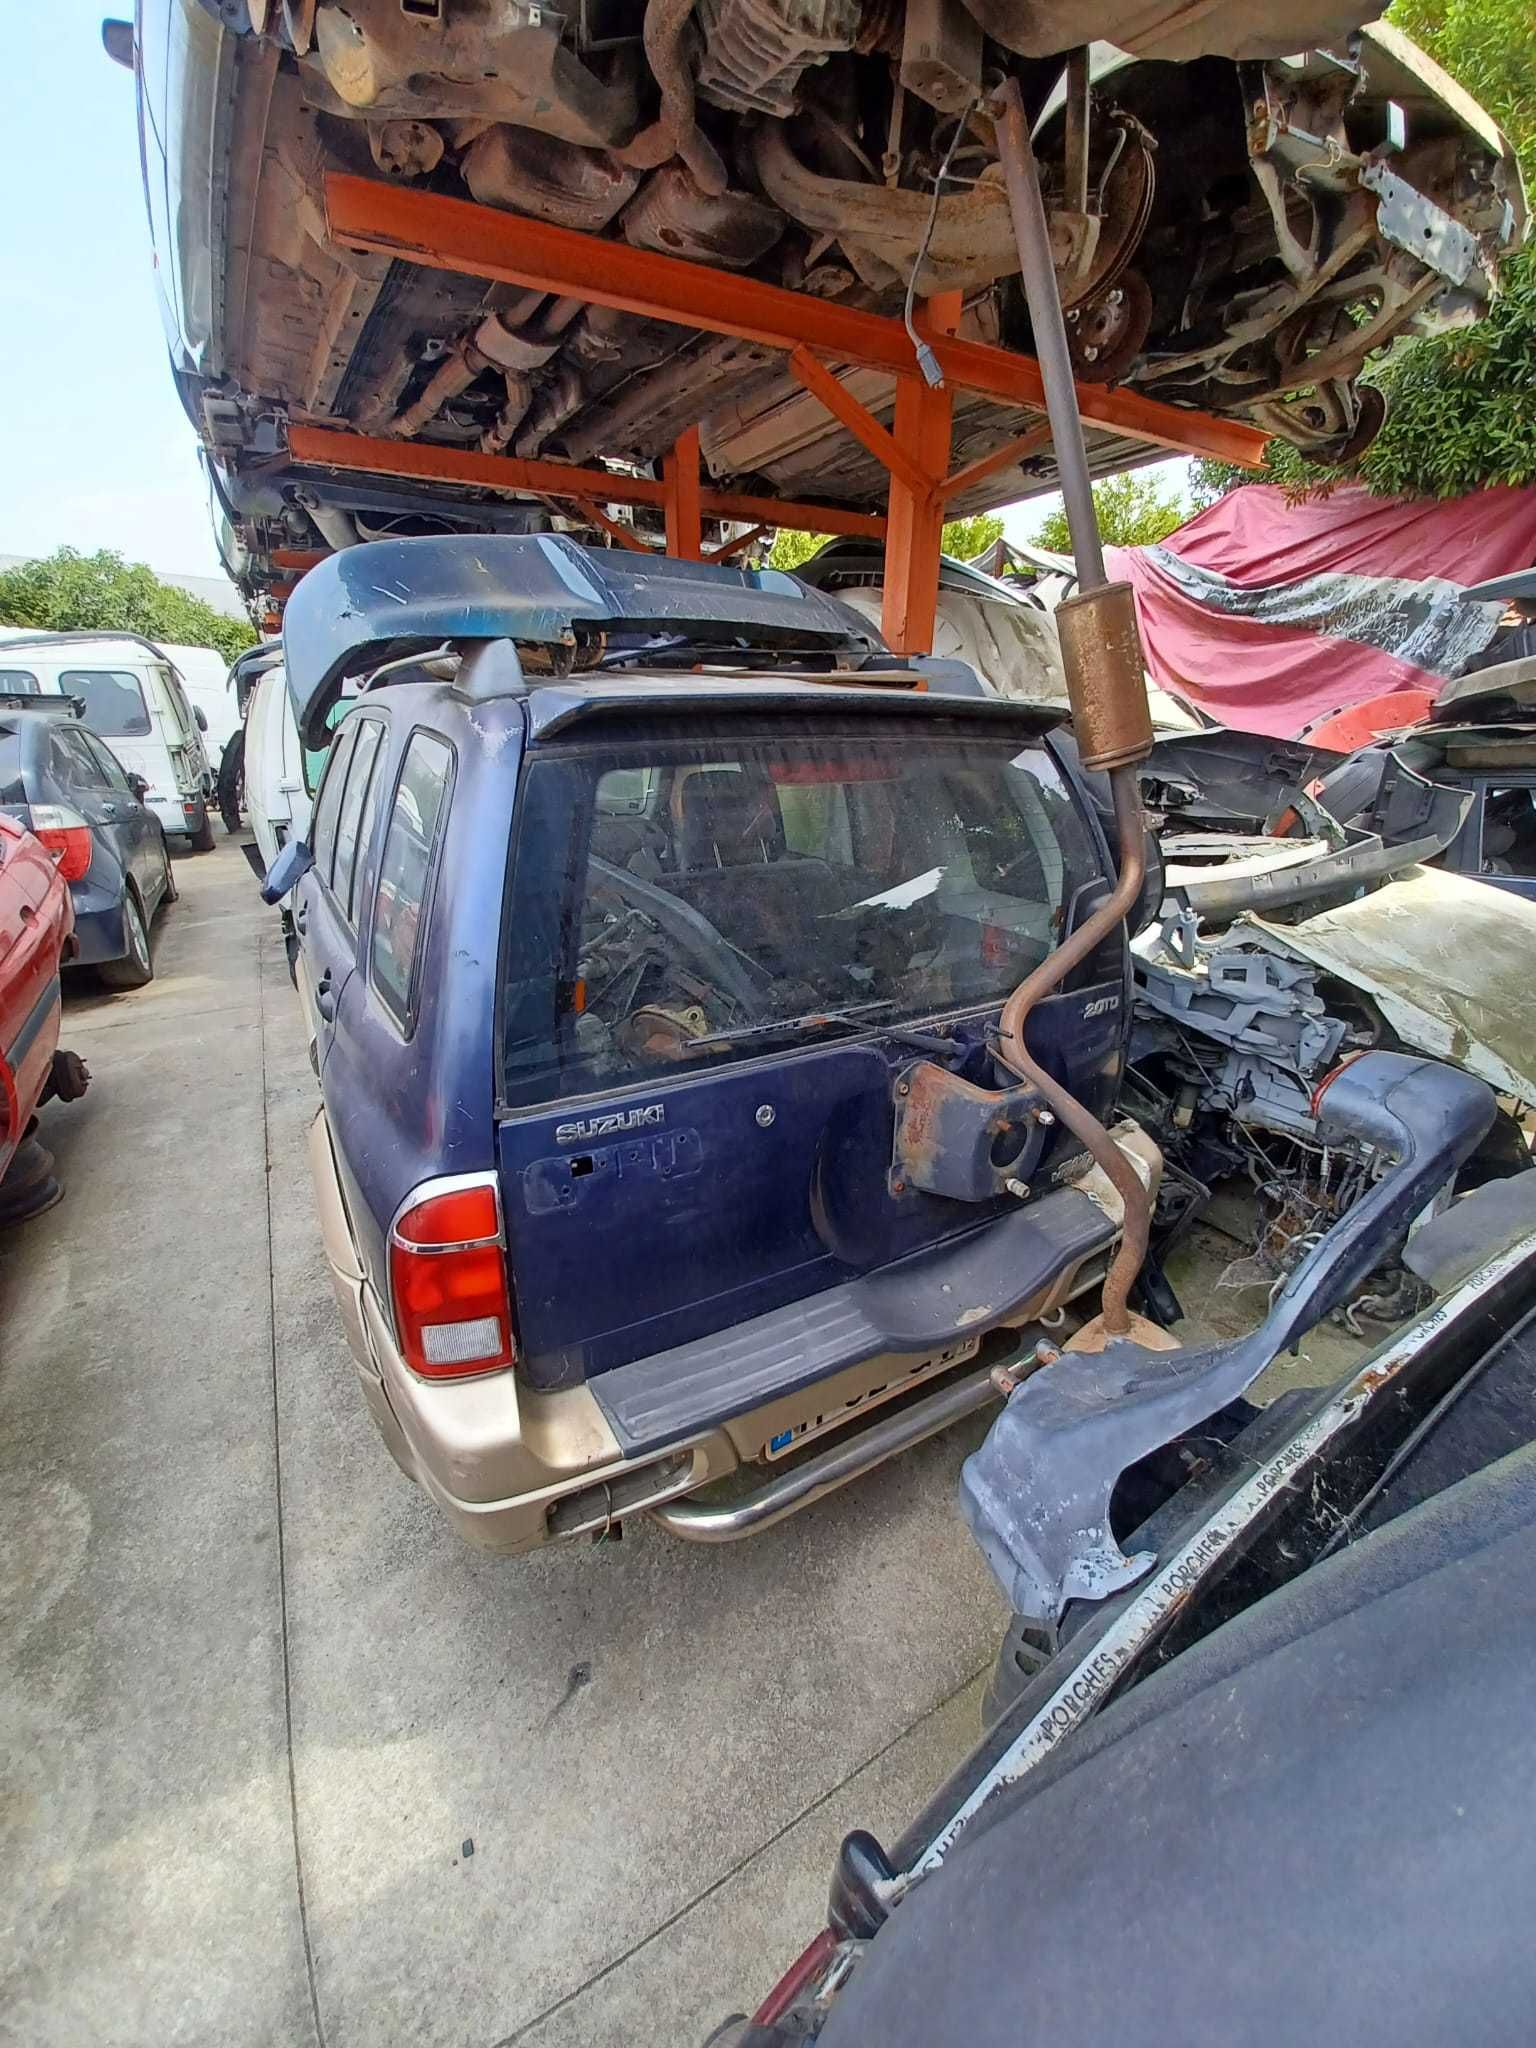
[125,2,1524,602]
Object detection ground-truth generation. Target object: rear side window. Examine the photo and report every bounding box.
[60,670,151,739]
[51,728,104,789]
[371,732,453,1030]
[83,736,132,793]
[501,726,1097,1108]
[0,670,39,695]
[309,719,358,881]
[330,718,385,922]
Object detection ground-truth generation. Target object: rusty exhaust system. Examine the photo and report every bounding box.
[991,73,1155,1337]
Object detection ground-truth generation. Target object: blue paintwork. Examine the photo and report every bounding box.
[281,534,883,747]
[294,655,1132,1401]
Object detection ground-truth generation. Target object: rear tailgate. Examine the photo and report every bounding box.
[496,702,1126,1400]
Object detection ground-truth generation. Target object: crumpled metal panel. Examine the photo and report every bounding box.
[1247,866,1536,1107]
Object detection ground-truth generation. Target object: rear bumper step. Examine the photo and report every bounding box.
[589,1185,1114,1457]
[651,1358,1006,1543]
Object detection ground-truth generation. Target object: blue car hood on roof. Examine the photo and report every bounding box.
[282,533,884,746]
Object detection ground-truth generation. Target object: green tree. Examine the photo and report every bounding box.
[938,512,1005,560]
[0,548,256,664]
[1030,470,1188,552]
[1191,0,1536,505]
[768,528,832,571]
[768,511,1004,573]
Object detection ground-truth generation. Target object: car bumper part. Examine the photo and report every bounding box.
[309,1106,1156,1555]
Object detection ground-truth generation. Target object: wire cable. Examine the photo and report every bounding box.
[903,101,979,388]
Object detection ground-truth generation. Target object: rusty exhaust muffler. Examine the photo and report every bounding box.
[991,72,1156,1338]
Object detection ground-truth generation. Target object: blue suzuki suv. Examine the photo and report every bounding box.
[265,536,1157,1557]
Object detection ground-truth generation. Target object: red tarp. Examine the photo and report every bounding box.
[1106,482,1536,738]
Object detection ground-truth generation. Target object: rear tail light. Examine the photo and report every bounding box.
[388,1174,514,1380]
[30,805,93,882]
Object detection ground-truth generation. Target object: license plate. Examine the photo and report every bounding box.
[762,1338,982,1461]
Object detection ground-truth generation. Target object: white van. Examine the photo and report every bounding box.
[243,660,314,875]
[161,641,242,759]
[0,632,216,849]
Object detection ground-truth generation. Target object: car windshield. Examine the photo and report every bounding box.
[501,724,1094,1107]
[59,669,151,739]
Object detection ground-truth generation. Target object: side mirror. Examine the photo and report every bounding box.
[261,837,314,905]
[194,706,209,733]
[101,19,134,68]
[127,772,150,802]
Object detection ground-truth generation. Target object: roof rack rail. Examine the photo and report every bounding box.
[0,691,83,716]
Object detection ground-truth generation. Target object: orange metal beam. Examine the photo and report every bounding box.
[707,524,770,563]
[701,488,882,540]
[941,422,1056,502]
[883,294,961,656]
[323,172,1270,468]
[286,424,884,539]
[572,497,653,552]
[270,546,330,573]
[789,347,935,499]
[268,579,298,603]
[664,425,704,560]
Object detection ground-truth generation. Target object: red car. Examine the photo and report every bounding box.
[0,810,89,1221]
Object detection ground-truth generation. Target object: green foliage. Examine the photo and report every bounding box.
[768,528,832,571]
[937,512,1005,560]
[0,548,256,665]
[1030,470,1189,551]
[1192,0,1536,506]
[769,511,1004,572]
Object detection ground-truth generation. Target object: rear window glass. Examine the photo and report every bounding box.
[59,669,151,738]
[0,670,40,696]
[501,727,1095,1108]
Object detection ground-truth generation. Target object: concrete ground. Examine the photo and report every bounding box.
[0,843,1363,2047]
[0,842,1009,2048]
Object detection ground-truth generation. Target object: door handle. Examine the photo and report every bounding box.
[101,802,120,818]
[314,970,335,1023]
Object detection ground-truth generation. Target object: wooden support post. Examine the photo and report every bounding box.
[882,294,961,656]
[664,425,703,560]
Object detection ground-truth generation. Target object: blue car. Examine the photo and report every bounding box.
[265,537,1157,1558]
[0,696,176,989]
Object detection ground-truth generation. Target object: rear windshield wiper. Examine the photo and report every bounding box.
[695,1000,896,1052]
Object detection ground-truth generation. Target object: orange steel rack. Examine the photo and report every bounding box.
[273,171,1268,654]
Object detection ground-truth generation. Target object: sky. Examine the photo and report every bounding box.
[0,8,229,580]
[0,6,1184,590]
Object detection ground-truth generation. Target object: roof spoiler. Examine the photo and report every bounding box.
[281,534,885,748]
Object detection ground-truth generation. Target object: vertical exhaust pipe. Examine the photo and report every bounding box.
[991,72,1156,1338]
